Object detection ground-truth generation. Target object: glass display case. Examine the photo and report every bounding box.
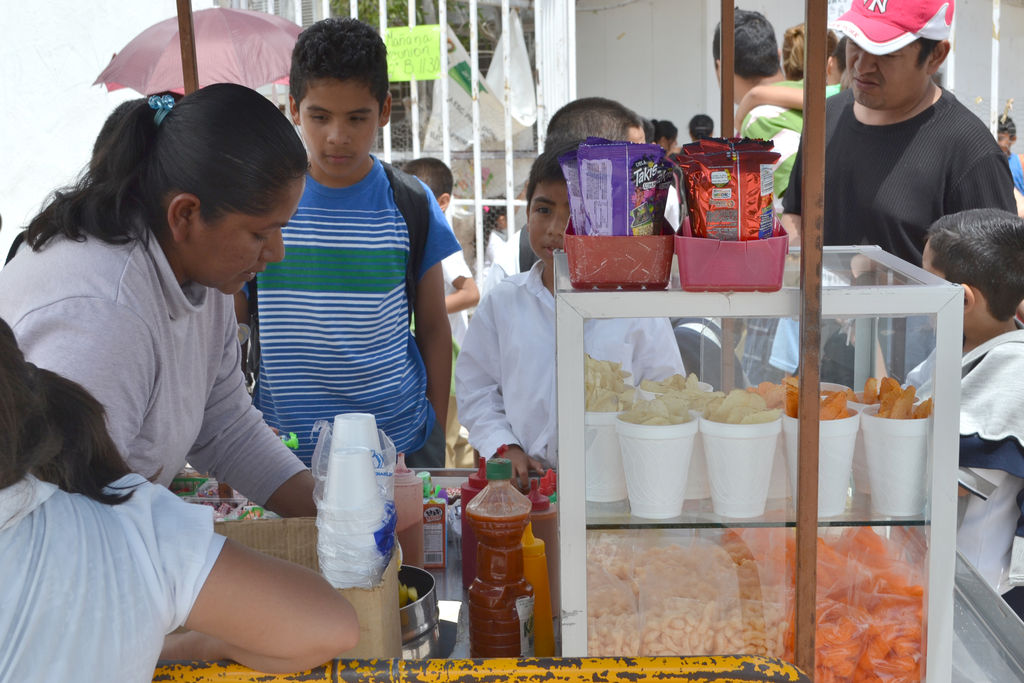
[554,247,964,681]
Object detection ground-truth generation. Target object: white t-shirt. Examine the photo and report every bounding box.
[441,250,474,346]
[455,262,685,464]
[0,474,225,682]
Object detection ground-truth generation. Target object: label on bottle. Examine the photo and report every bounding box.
[516,595,535,656]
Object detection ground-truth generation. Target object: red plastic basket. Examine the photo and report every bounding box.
[563,225,674,290]
[674,217,789,292]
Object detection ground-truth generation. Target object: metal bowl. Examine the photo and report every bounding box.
[399,565,440,659]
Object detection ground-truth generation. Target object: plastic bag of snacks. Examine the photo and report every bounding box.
[560,139,674,237]
[674,137,780,241]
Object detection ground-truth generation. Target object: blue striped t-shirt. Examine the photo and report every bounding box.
[253,159,460,463]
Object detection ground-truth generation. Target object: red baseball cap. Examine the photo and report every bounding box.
[830,0,955,55]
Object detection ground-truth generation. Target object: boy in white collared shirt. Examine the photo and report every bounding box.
[455,143,684,486]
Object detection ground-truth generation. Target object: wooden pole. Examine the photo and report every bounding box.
[176,0,200,94]
[795,0,828,675]
[719,1,734,136]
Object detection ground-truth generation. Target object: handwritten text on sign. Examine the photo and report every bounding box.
[385,25,441,81]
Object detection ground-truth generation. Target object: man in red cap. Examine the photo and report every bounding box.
[782,0,1015,267]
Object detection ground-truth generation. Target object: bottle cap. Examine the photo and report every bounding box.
[539,468,557,497]
[486,457,512,481]
[528,479,550,512]
[395,452,412,474]
[522,522,545,557]
[418,471,432,497]
[466,456,488,489]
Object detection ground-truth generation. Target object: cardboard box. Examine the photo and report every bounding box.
[215,517,402,659]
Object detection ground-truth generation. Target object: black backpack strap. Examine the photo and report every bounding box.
[382,161,431,322]
[5,231,26,265]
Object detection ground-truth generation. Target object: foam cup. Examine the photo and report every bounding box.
[782,411,859,517]
[324,446,385,520]
[700,416,781,518]
[331,413,382,454]
[684,410,710,500]
[616,416,698,519]
[585,411,628,502]
[860,405,930,516]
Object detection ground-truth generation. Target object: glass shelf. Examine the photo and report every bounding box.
[585,493,928,530]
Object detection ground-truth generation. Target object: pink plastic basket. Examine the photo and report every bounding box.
[674,217,789,292]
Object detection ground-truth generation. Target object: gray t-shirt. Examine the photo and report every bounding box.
[0,236,306,504]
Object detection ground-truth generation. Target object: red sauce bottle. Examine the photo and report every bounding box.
[466,458,535,657]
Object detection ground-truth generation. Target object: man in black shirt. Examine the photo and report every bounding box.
[782,0,1015,267]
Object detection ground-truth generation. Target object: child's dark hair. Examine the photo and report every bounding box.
[526,142,577,209]
[999,115,1017,138]
[688,114,714,140]
[402,157,453,199]
[0,318,134,504]
[26,83,307,251]
[651,119,678,143]
[713,9,780,79]
[546,97,643,148]
[290,17,390,110]
[927,208,1024,321]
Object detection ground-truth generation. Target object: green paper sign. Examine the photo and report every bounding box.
[386,25,442,81]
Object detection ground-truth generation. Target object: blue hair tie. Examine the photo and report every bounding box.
[148,94,175,126]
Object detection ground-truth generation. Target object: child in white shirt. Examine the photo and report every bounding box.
[0,317,358,681]
[455,143,684,486]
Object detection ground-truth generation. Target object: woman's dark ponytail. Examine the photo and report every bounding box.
[26,83,307,251]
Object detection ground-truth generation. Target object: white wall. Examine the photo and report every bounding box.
[574,0,1023,154]
[950,0,1024,153]
[0,0,215,262]
[575,0,806,140]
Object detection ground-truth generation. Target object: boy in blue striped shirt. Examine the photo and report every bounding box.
[253,18,461,466]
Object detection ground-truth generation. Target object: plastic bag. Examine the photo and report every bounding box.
[586,533,641,656]
[310,419,398,588]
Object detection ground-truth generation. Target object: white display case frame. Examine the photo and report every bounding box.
[554,246,964,681]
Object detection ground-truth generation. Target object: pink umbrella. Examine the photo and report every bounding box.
[94,7,301,95]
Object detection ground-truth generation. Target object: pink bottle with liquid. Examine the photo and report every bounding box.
[461,457,488,588]
[394,453,424,568]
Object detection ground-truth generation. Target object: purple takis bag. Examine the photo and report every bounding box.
[577,141,670,236]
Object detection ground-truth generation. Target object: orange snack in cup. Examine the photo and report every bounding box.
[912,398,933,419]
[889,386,916,420]
[821,391,849,421]
[863,378,879,405]
[879,377,902,403]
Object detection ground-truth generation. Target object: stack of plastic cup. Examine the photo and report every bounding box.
[318,435,391,587]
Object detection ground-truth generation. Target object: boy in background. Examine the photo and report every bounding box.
[254,18,461,467]
[455,143,684,486]
[403,157,479,467]
[920,208,1024,614]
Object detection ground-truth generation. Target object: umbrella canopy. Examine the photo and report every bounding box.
[94,7,301,95]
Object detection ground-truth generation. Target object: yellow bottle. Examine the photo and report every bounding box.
[521,522,554,656]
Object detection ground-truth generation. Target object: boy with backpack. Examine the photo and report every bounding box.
[253,18,461,466]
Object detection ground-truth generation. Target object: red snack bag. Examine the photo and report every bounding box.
[677,138,780,241]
